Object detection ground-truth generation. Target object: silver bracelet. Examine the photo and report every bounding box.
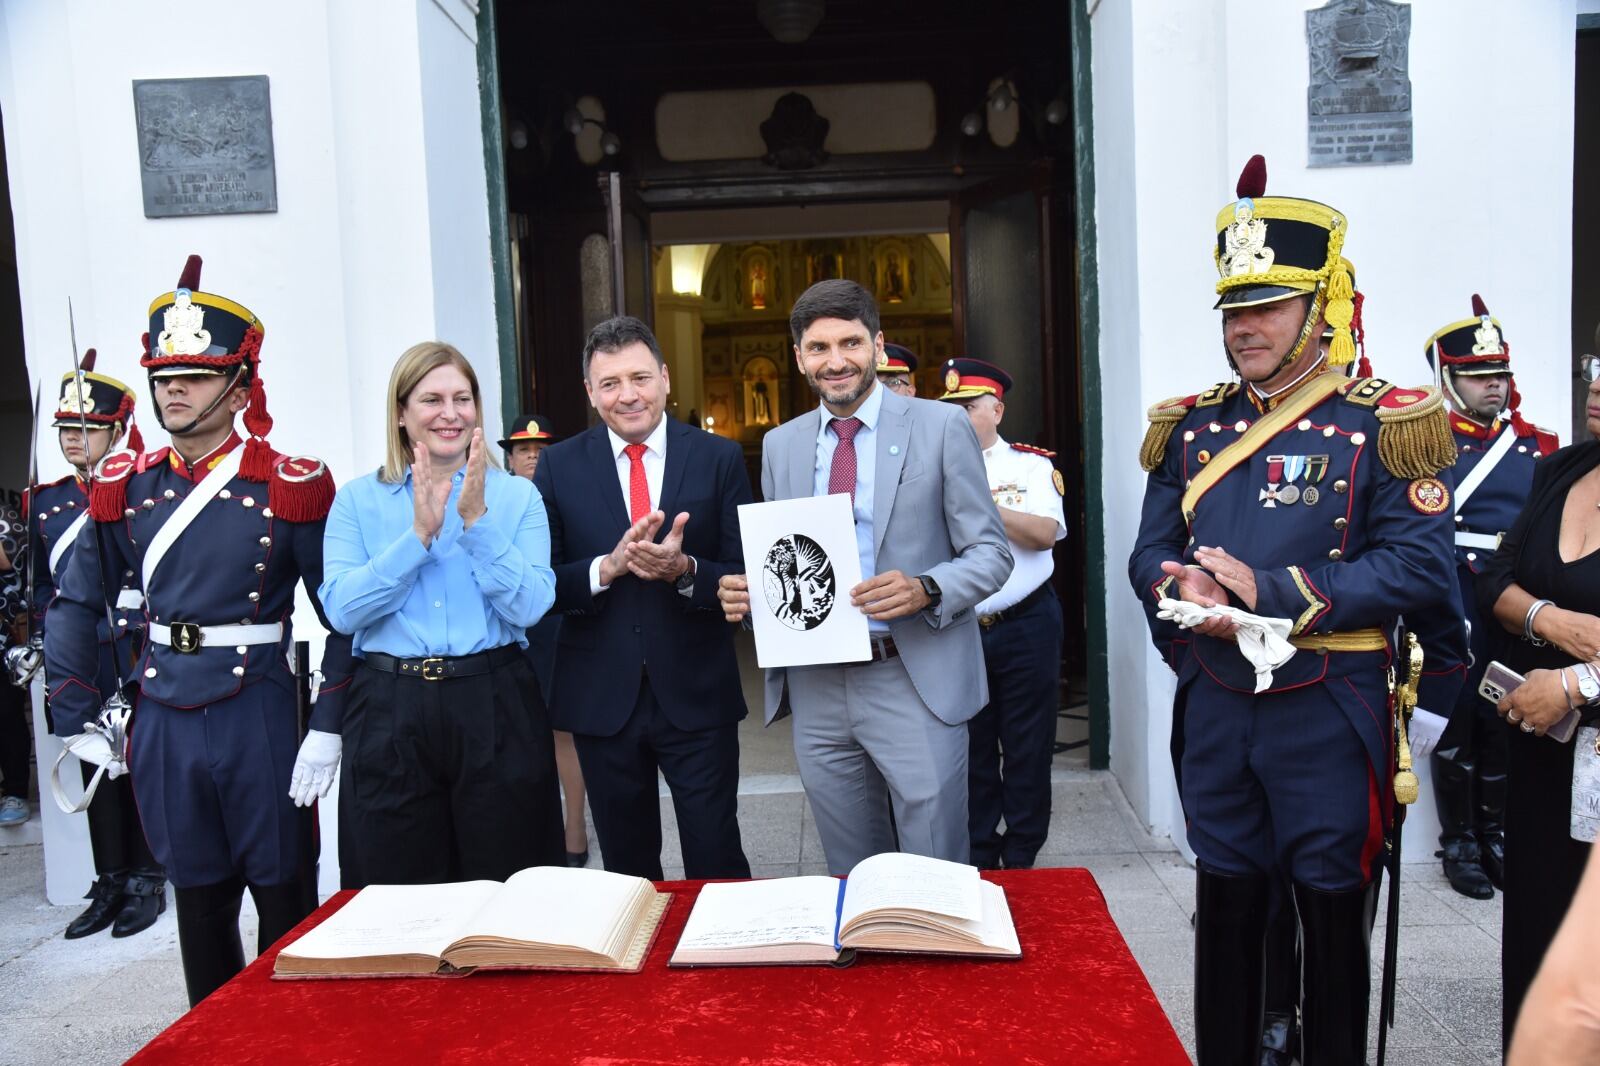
[1563,666,1577,710]
[1525,599,1553,645]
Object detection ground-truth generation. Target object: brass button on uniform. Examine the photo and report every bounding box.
[1333,480,1349,494]
[1333,517,1348,530]
[1328,549,1343,560]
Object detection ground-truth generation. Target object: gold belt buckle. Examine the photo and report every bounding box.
[979,613,998,629]
[170,622,202,654]
[420,657,447,681]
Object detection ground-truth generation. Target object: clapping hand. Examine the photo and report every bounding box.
[627,511,691,582]
[1159,558,1239,640]
[458,430,488,531]
[411,443,453,548]
[599,512,664,587]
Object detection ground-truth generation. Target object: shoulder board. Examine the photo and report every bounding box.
[1372,385,1444,422]
[268,455,336,523]
[23,475,75,521]
[1145,395,1195,424]
[87,450,137,521]
[1339,377,1397,408]
[139,447,171,474]
[1528,424,1561,455]
[1009,442,1057,459]
[1195,382,1237,408]
[1356,384,1457,479]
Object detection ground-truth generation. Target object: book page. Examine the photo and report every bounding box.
[453,866,649,957]
[839,853,982,930]
[675,876,842,953]
[279,881,501,963]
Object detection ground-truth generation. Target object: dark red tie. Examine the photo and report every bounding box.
[828,417,863,505]
[624,442,650,523]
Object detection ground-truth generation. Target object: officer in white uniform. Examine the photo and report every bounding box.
[940,358,1066,869]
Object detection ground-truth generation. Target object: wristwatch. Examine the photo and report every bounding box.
[1578,663,1600,705]
[674,556,697,593]
[916,575,942,608]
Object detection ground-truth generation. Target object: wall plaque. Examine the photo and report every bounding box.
[133,76,277,218]
[1306,0,1412,168]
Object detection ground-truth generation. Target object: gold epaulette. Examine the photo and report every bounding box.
[1140,396,1195,473]
[1139,383,1234,473]
[1342,380,1457,479]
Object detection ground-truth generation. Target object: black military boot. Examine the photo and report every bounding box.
[1194,864,1269,1066]
[174,877,247,1007]
[1260,891,1301,1066]
[1431,748,1493,899]
[111,870,167,938]
[1477,732,1508,890]
[64,872,126,939]
[1294,881,1372,1066]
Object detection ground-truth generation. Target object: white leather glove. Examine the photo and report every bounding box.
[105,754,128,780]
[288,729,342,808]
[1408,707,1448,762]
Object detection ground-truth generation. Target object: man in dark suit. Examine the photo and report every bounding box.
[533,316,752,880]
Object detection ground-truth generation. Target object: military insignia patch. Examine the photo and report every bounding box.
[96,451,136,482]
[945,368,961,393]
[1052,469,1065,496]
[1407,478,1451,515]
[276,456,327,483]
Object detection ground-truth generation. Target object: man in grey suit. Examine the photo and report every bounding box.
[718,279,1013,874]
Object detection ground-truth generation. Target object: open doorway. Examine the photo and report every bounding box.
[493,0,1091,756]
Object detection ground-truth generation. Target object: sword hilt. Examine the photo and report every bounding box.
[1392,632,1424,805]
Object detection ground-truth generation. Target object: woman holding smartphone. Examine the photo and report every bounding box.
[1479,351,1600,1050]
[320,341,564,886]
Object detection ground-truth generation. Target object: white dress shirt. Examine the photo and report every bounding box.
[975,435,1067,615]
[589,416,691,595]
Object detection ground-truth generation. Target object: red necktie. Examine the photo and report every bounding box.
[624,442,651,523]
[828,417,863,505]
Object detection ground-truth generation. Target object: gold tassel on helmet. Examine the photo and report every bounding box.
[1323,260,1356,369]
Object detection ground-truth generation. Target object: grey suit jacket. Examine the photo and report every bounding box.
[759,385,1013,725]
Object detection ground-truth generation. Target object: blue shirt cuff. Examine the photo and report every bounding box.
[371,528,430,586]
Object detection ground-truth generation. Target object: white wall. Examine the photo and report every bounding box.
[0,0,499,899]
[1092,0,1579,855]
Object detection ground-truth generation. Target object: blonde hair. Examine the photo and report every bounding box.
[381,341,500,483]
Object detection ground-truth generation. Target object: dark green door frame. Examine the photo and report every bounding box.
[1070,0,1108,770]
[477,0,521,435]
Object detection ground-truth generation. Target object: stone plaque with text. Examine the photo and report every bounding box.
[133,76,277,218]
[1306,0,1412,168]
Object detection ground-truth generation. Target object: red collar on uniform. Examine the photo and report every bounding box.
[1450,414,1497,442]
[167,431,242,482]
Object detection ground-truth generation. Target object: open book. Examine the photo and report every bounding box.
[274,866,670,978]
[669,853,1020,966]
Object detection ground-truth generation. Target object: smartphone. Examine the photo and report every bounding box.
[1479,660,1581,743]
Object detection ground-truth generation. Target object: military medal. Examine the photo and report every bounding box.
[1277,484,1301,505]
[1302,486,1320,506]
[1260,455,1285,508]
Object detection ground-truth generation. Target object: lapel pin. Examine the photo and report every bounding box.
[889,445,900,456]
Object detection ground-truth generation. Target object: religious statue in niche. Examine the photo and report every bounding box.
[750,261,768,310]
[883,252,906,304]
[807,251,844,287]
[742,356,780,427]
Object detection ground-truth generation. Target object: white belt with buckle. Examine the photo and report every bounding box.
[148,621,284,653]
[1455,532,1501,550]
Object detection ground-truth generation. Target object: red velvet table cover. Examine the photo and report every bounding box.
[127,867,1189,1065]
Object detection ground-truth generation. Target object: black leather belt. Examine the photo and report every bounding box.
[361,644,522,681]
[846,636,900,665]
[978,582,1053,629]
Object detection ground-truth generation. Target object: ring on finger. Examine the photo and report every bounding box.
[1507,712,1523,723]
[1521,721,1536,733]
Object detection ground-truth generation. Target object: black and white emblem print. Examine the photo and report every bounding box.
[762,533,835,631]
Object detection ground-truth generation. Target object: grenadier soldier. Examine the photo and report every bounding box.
[938,358,1067,870]
[44,255,352,1006]
[1424,294,1558,899]
[499,412,559,483]
[1128,155,1457,1063]
[27,353,168,938]
[875,342,919,397]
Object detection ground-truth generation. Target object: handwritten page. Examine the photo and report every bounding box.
[839,853,982,928]
[738,495,870,668]
[279,881,500,962]
[461,867,647,956]
[675,876,842,952]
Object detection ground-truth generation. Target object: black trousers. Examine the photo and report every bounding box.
[81,761,161,877]
[339,652,564,887]
[574,676,749,882]
[968,589,1064,868]
[0,677,30,798]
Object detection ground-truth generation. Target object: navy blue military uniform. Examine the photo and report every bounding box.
[1423,294,1559,899]
[43,255,351,1006]
[1127,155,1459,1064]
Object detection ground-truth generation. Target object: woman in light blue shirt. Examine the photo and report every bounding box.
[320,341,564,886]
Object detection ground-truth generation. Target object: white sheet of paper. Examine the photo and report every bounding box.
[738,494,871,668]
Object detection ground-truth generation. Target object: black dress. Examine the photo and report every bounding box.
[1477,440,1600,1048]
